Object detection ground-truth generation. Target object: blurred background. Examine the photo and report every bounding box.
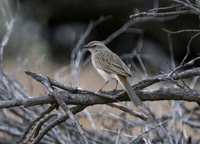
[0,0,199,95]
[0,0,199,97]
[0,0,200,143]
[1,1,199,70]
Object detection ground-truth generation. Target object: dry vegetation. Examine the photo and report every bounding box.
[0,0,200,144]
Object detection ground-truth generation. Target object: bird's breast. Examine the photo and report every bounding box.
[96,68,115,81]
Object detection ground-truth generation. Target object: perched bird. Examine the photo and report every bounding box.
[83,41,142,107]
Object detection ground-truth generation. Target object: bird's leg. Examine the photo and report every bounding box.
[98,81,109,92]
[114,80,118,91]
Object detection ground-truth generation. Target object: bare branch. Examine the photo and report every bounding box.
[128,120,168,144]
[0,18,15,64]
[103,17,152,44]
[181,31,200,65]
[173,0,200,14]
[23,113,57,144]
[134,67,200,90]
[30,72,89,144]
[130,10,193,19]
[107,103,148,121]
[16,104,57,144]
[149,4,181,12]
[32,105,87,144]
[0,1,200,143]
[0,84,200,110]
[70,16,112,82]
[165,58,190,89]
[162,28,200,34]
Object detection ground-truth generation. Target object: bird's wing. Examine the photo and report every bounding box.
[95,51,132,77]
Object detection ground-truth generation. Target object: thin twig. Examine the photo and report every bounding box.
[128,120,168,144]
[181,31,200,65]
[32,105,87,144]
[130,10,193,19]
[173,0,200,14]
[42,79,89,144]
[167,33,175,69]
[70,16,112,82]
[115,126,122,144]
[162,28,200,34]
[165,58,190,89]
[103,17,152,44]
[15,104,57,144]
[23,113,57,144]
[148,4,181,12]
[83,109,96,130]
[107,103,148,121]
[169,57,200,76]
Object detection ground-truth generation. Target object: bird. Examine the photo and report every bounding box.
[83,41,142,107]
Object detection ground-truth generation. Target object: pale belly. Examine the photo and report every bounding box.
[96,68,116,81]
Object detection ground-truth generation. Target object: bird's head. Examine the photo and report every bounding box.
[83,41,108,53]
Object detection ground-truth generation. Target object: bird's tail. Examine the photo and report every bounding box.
[116,75,142,107]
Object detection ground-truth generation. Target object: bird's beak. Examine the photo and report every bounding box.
[82,45,88,49]
[82,45,93,49]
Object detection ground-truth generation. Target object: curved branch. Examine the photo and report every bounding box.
[0,87,199,109]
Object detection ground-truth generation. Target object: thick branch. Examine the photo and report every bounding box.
[0,87,199,109]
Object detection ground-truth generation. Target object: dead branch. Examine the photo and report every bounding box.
[0,68,200,110]
[0,0,200,143]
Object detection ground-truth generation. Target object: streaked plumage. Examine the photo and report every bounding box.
[83,41,142,106]
[93,50,132,77]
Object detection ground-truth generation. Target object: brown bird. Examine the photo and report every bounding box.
[83,41,142,106]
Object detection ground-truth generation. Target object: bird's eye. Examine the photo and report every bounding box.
[92,45,97,48]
